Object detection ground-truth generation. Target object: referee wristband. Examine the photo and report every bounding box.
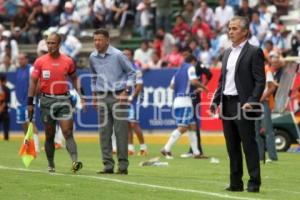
[27,97,34,105]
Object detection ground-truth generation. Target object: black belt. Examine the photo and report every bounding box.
[97,90,124,95]
[223,95,239,101]
[41,92,70,98]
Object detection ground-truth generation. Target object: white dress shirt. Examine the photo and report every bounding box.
[223,40,247,95]
[215,5,234,29]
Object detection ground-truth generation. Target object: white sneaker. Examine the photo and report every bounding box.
[266,159,273,163]
[165,155,174,160]
[180,153,193,158]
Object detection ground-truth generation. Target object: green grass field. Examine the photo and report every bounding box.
[0,139,300,200]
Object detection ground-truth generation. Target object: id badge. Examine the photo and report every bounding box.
[42,70,51,79]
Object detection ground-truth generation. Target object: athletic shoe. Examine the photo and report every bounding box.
[48,166,55,173]
[160,148,173,159]
[180,153,193,158]
[72,161,83,173]
[128,150,135,156]
[138,150,148,156]
[194,154,209,159]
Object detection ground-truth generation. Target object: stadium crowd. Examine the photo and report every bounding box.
[0,0,299,72]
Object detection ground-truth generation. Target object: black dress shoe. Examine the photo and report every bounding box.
[225,186,244,192]
[116,169,128,175]
[97,169,114,174]
[247,187,260,193]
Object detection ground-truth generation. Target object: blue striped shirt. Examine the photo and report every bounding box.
[89,45,136,92]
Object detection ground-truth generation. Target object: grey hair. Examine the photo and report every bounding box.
[230,16,250,31]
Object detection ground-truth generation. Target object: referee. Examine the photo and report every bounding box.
[28,33,85,173]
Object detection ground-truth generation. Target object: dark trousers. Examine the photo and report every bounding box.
[221,96,261,189]
[97,93,129,171]
[0,111,10,140]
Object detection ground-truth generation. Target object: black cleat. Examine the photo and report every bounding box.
[116,169,128,175]
[72,161,83,173]
[48,166,55,173]
[96,169,114,174]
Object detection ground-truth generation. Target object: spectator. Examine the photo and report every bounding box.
[60,1,80,36]
[188,40,201,59]
[157,27,176,57]
[263,40,279,62]
[163,44,184,68]
[41,0,61,26]
[111,0,133,29]
[0,74,10,141]
[181,0,195,27]
[210,30,221,58]
[0,30,19,64]
[133,40,154,70]
[172,15,190,44]
[0,0,8,22]
[291,25,300,56]
[199,38,213,67]
[227,0,240,11]
[72,0,92,28]
[155,0,172,32]
[193,1,215,28]
[248,32,260,47]
[92,0,112,29]
[237,0,253,20]
[255,52,279,163]
[181,31,194,50]
[137,0,153,40]
[58,26,82,60]
[0,53,17,72]
[10,2,29,43]
[152,33,163,58]
[214,0,234,33]
[250,10,268,46]
[218,30,231,51]
[26,2,49,43]
[191,16,212,41]
[148,51,162,69]
[264,23,284,50]
[3,0,20,20]
[258,2,272,24]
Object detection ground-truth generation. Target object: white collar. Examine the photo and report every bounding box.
[231,40,247,50]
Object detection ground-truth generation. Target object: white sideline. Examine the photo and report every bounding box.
[0,165,267,200]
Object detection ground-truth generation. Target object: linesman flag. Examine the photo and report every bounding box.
[19,123,36,167]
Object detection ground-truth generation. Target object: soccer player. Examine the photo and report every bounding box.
[28,33,85,173]
[15,52,40,151]
[123,48,147,156]
[160,54,208,159]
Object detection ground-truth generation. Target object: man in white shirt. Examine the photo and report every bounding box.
[249,11,268,46]
[58,27,82,59]
[210,16,265,193]
[60,1,81,36]
[192,1,215,28]
[133,40,153,70]
[214,0,234,33]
